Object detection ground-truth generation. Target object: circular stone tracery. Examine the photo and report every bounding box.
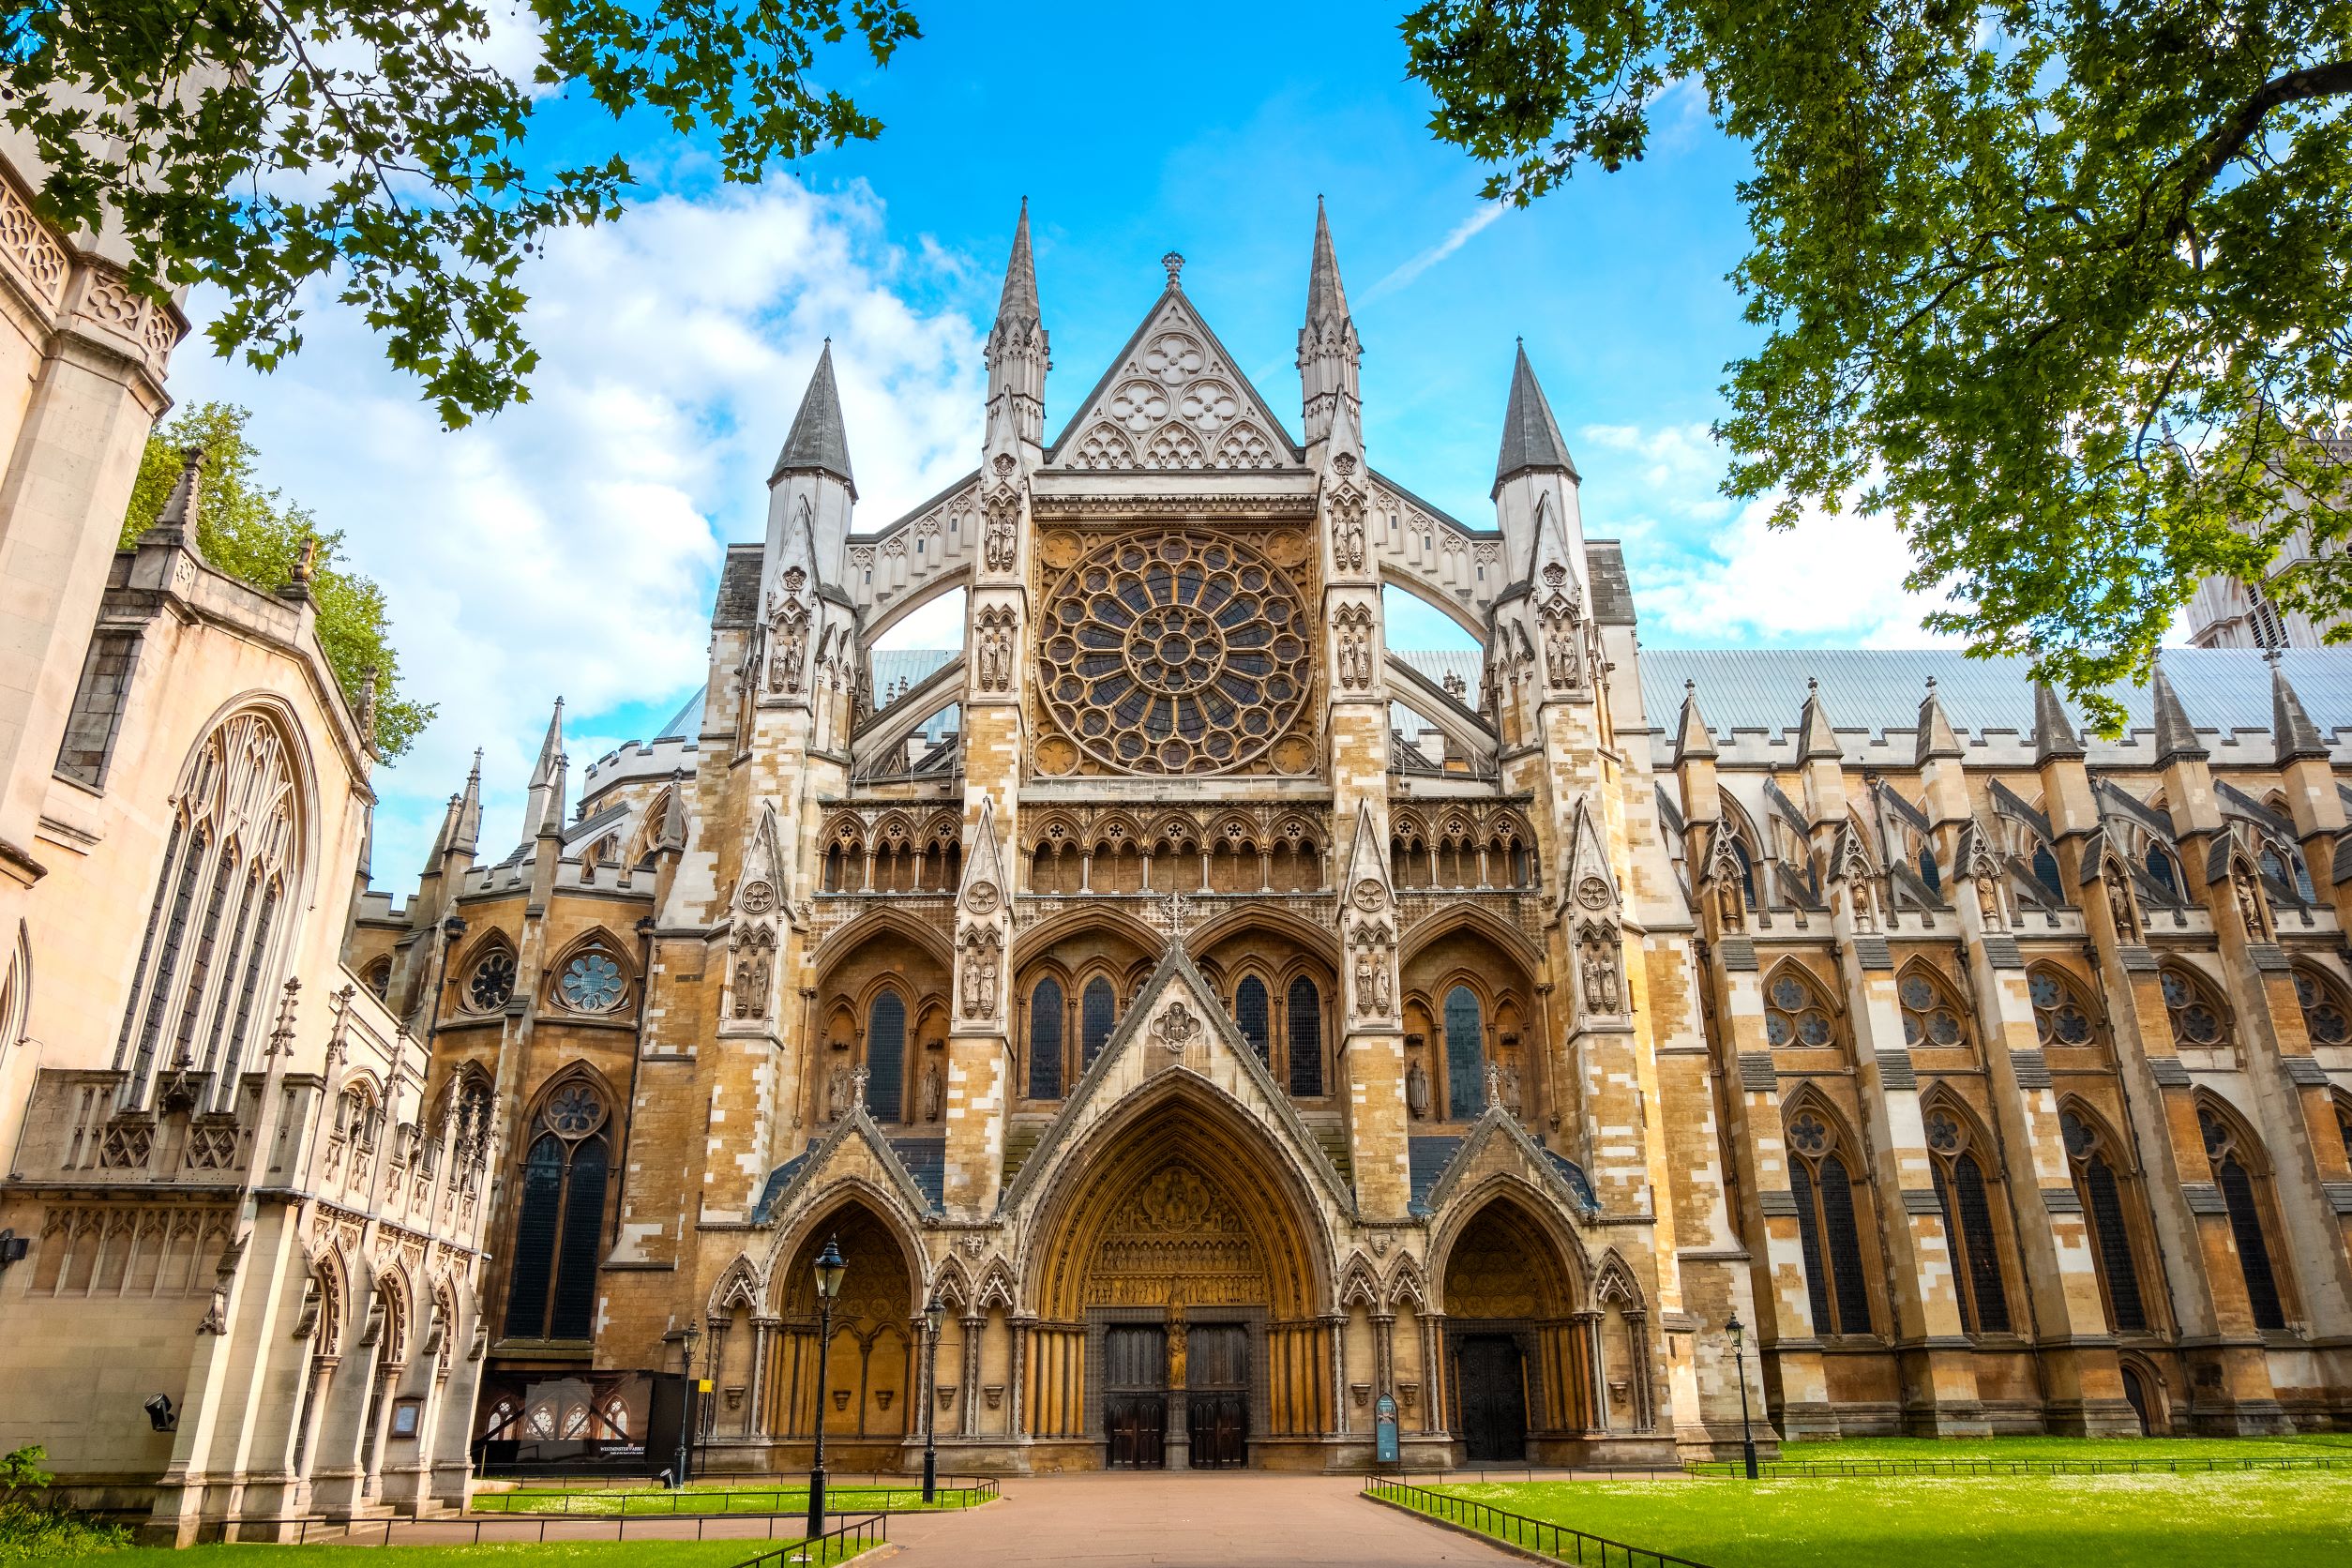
[1042,530,1309,775]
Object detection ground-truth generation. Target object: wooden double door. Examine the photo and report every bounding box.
[1101,1321,1251,1469]
[1455,1334,1529,1464]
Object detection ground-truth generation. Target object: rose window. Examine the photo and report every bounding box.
[546,1082,606,1137]
[468,951,516,1010]
[559,952,625,1013]
[1041,531,1309,775]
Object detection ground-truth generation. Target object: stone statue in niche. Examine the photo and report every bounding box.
[958,927,1002,1021]
[1577,920,1623,1014]
[731,925,776,1020]
[825,1064,852,1121]
[766,596,808,694]
[2234,871,2268,942]
[920,1061,943,1123]
[1496,1060,1523,1117]
[1405,1057,1430,1121]
[982,489,1018,572]
[2104,867,2140,942]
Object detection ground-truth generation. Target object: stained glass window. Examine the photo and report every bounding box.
[1766,971,1835,1048]
[504,1078,611,1341]
[470,951,517,1011]
[867,989,906,1120]
[1444,986,1485,1119]
[1287,976,1323,1097]
[2029,968,2096,1046]
[2293,970,2349,1046]
[1236,976,1272,1064]
[1081,977,1117,1069]
[558,951,625,1013]
[1028,978,1064,1100]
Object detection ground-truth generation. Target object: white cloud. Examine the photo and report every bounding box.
[1581,421,1950,646]
[1362,204,1508,302]
[171,178,988,892]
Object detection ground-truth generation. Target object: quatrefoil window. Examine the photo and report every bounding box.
[468,952,516,1010]
[559,952,625,1013]
[1041,531,1309,776]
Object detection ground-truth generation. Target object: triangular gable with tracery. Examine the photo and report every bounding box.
[746,1098,936,1225]
[1044,284,1304,474]
[997,940,1351,1218]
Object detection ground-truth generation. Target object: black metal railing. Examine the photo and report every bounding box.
[728,1511,889,1568]
[1362,1478,1713,1568]
[1683,1455,2352,1479]
[472,1478,996,1515]
[480,1470,996,1492]
[104,1511,886,1547]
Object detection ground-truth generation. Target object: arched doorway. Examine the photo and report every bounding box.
[1439,1195,1585,1464]
[1027,1089,1330,1470]
[762,1202,918,1470]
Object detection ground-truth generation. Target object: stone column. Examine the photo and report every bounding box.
[960,1311,983,1438]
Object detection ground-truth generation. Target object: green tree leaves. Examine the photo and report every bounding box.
[1405,0,2352,730]
[122,402,434,758]
[3,1,919,429]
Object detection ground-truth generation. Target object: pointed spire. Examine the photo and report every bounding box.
[2032,681,2084,762]
[1492,341,1579,496]
[1674,680,1718,764]
[451,749,483,855]
[1797,677,1840,760]
[2269,655,2329,761]
[1914,677,1962,765]
[770,342,857,497]
[425,791,460,871]
[997,197,1039,330]
[1307,195,1349,327]
[2150,660,2208,763]
[525,697,568,838]
[144,445,208,560]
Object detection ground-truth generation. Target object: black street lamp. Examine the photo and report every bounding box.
[920,1292,946,1502]
[671,1324,701,1488]
[1728,1312,1757,1480]
[805,1236,848,1542]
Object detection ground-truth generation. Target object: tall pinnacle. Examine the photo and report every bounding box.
[524,697,568,839]
[770,341,857,497]
[1307,195,1349,327]
[451,749,484,855]
[2270,657,2329,761]
[2150,660,2208,764]
[1492,341,1579,496]
[997,196,1039,329]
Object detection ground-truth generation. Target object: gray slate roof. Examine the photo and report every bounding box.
[770,342,857,495]
[1640,647,2352,745]
[1493,342,1579,491]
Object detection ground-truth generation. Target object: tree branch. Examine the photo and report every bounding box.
[2183,58,2352,204]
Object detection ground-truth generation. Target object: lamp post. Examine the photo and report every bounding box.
[1728,1312,1757,1480]
[805,1236,847,1542]
[921,1292,945,1502]
[671,1324,701,1488]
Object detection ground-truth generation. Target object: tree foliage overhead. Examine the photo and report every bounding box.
[122,402,434,759]
[2,1,920,429]
[1405,0,2352,728]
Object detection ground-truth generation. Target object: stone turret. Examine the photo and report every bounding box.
[1491,342,1583,584]
[766,342,856,589]
[985,199,1048,456]
[1298,197,1361,454]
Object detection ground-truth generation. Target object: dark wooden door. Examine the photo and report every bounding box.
[1103,1325,1168,1469]
[1456,1334,1528,1464]
[1185,1323,1249,1469]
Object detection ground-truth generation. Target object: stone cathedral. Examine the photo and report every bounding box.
[9,187,2352,1535]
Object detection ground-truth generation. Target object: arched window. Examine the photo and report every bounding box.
[363,956,393,1002]
[1730,838,1757,906]
[2028,967,2098,1047]
[1918,844,1941,896]
[1785,1108,1874,1335]
[2292,969,2351,1047]
[1080,977,1117,1070]
[504,1077,611,1341]
[1235,976,1272,1064]
[467,946,517,1011]
[1764,967,1836,1048]
[113,710,300,1108]
[1922,1106,2011,1334]
[1443,986,1485,1118]
[1287,976,1323,1097]
[1027,977,1063,1100]
[866,989,906,1121]
[2030,843,2063,899]
[2198,1108,2286,1331]
[2144,841,2181,902]
[2159,966,2230,1049]
[1898,968,1971,1048]
[2060,1108,2148,1334]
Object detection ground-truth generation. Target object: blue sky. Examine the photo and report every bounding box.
[171,4,1942,895]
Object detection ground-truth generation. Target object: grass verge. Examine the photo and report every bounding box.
[48,1541,874,1568]
[1401,1470,2352,1568]
[474,1485,980,1516]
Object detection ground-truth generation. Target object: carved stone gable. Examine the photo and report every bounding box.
[1048,295,1303,474]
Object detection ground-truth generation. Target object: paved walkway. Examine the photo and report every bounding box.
[882,1473,1521,1567]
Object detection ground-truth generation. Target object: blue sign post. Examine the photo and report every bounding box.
[1375,1394,1400,1465]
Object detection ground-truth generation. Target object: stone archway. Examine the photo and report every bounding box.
[1024,1092,1334,1470]
[761,1202,918,1470]
[1437,1193,1590,1463]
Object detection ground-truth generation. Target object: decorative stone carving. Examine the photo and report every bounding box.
[975,604,1017,692]
[1350,921,1395,1019]
[2103,859,2141,942]
[731,924,776,1020]
[958,926,1002,1023]
[1334,602,1374,691]
[825,1064,852,1121]
[2234,867,2269,942]
[1405,1058,1430,1121]
[921,1061,943,1123]
[766,593,809,694]
[1152,999,1198,1053]
[983,485,1020,572]
[1539,593,1581,687]
[740,879,776,916]
[1577,919,1624,1015]
[1327,479,1367,573]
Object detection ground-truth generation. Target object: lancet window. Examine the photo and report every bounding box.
[2060,1108,2148,1334]
[1922,1105,2011,1334]
[1785,1107,1876,1336]
[2197,1106,2288,1331]
[504,1075,613,1342]
[113,710,301,1108]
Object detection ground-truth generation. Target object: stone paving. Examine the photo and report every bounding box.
[881,1472,1522,1567]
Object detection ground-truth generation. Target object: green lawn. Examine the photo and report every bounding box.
[473,1485,985,1516]
[1395,1470,2352,1567]
[1777,1432,2352,1464]
[68,1543,870,1568]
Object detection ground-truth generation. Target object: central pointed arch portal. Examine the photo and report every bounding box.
[1022,1089,1335,1470]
